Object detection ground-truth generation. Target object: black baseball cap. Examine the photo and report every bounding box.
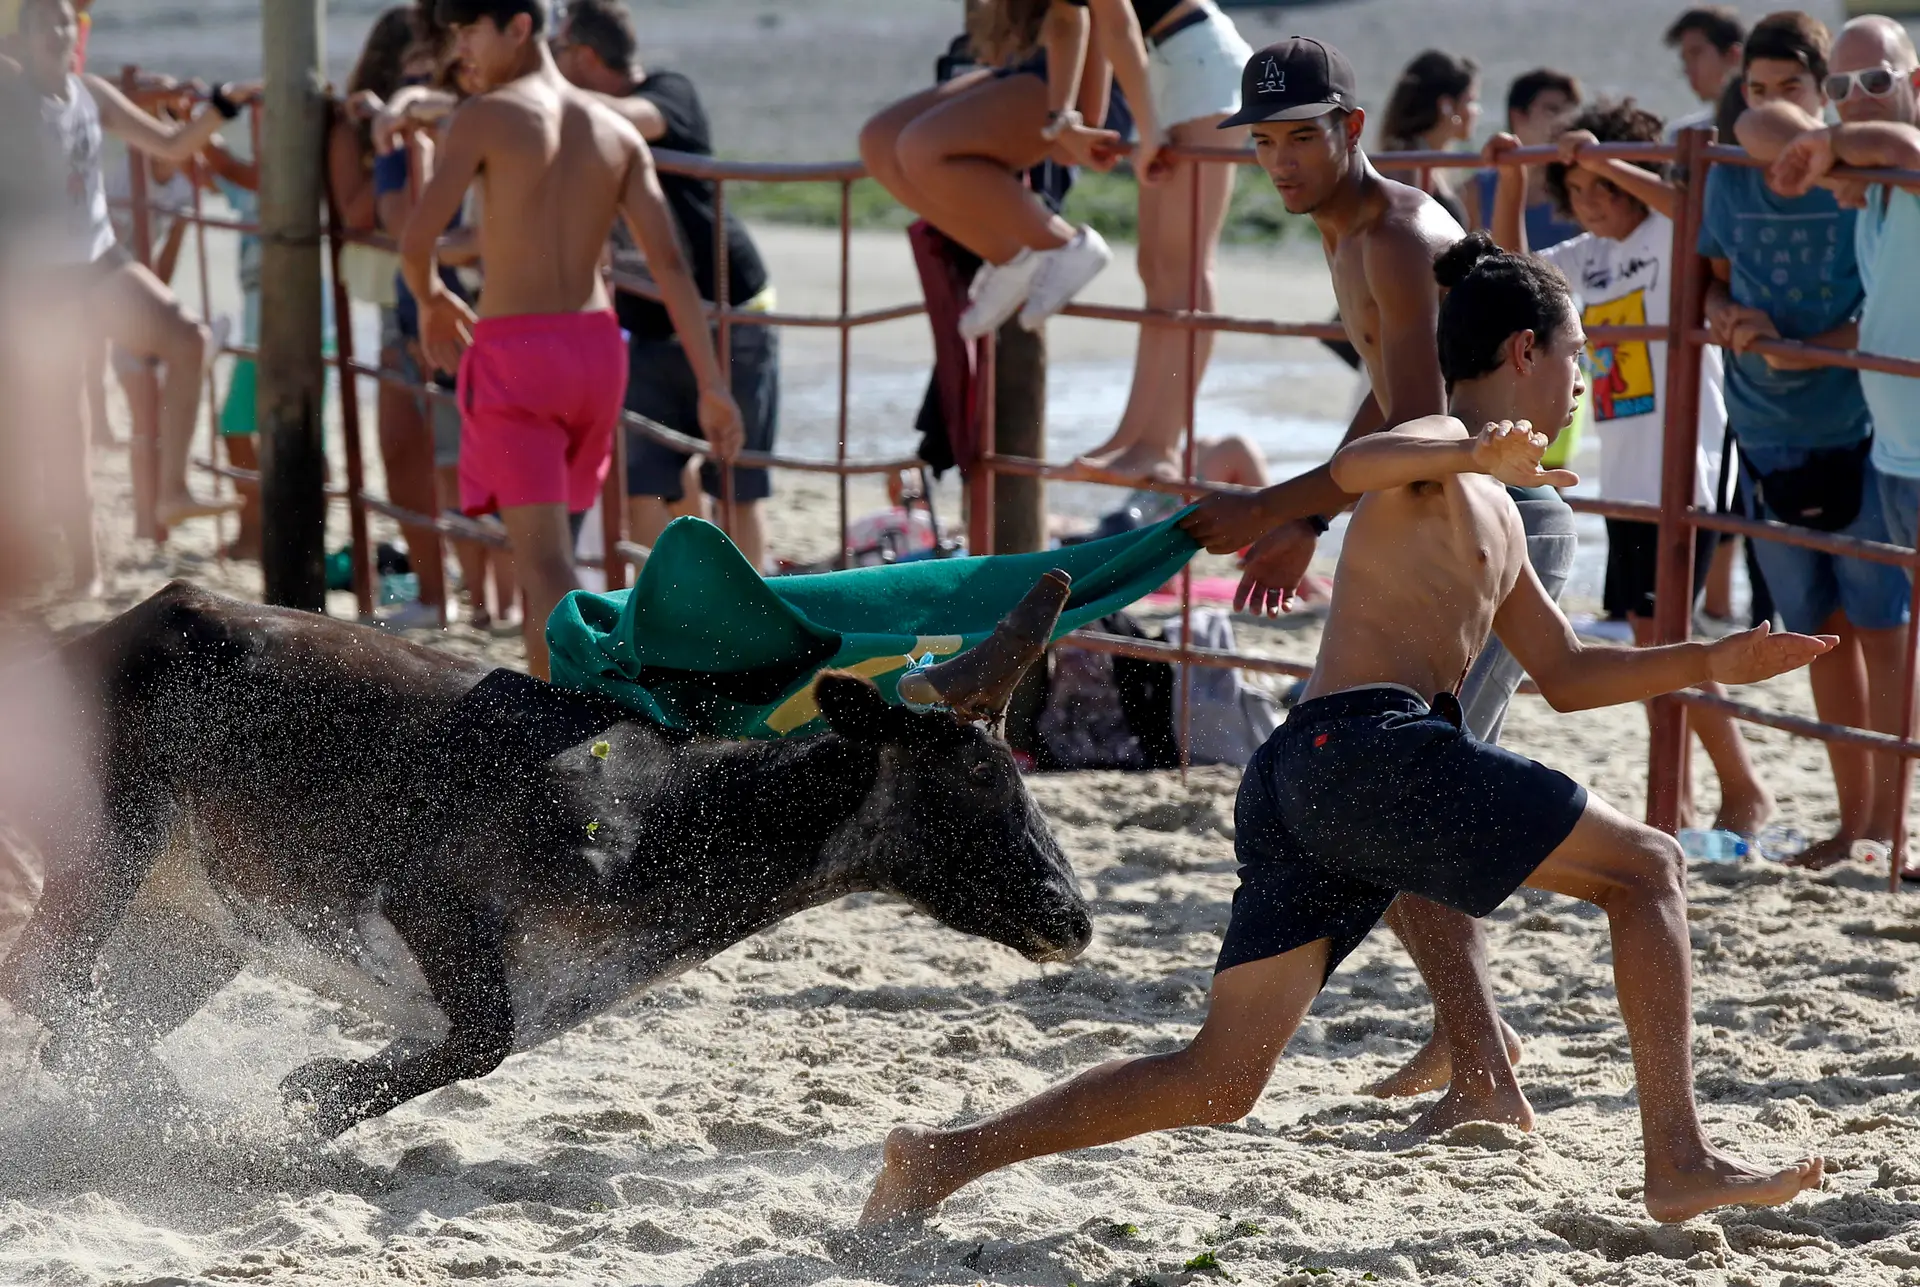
[1218,36,1359,129]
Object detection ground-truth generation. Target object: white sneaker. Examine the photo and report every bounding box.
[958,247,1042,340]
[1019,226,1113,331]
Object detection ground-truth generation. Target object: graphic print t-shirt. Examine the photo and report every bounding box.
[1537,211,1725,507]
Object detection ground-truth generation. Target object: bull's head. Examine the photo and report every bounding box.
[813,571,1090,963]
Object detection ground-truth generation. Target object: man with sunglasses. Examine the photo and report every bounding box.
[1758,15,1920,881]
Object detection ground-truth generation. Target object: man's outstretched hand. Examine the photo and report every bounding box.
[1707,622,1838,685]
[1471,419,1579,490]
[1178,490,1276,554]
[1232,519,1319,617]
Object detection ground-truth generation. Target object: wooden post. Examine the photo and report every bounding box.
[258,0,328,610]
[991,319,1047,556]
[993,320,1048,752]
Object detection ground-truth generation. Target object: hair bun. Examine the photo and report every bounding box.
[1433,229,1505,289]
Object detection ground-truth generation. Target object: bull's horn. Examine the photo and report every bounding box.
[898,569,1072,720]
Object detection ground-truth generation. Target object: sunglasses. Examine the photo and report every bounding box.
[1824,68,1902,99]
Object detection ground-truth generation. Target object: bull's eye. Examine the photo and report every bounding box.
[969,760,995,785]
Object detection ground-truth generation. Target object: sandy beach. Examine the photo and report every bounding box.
[0,220,1917,1285]
[2,1,1918,1278]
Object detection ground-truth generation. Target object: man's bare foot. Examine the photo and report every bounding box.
[1713,783,1775,838]
[155,493,244,527]
[1785,832,1858,872]
[1073,443,1183,486]
[1367,1019,1525,1099]
[1404,1070,1534,1137]
[1643,1150,1822,1223]
[859,1125,972,1227]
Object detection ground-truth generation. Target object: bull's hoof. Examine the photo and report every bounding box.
[281,1057,388,1138]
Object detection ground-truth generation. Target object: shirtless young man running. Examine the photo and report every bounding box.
[403,0,743,679]
[864,233,1830,1227]
[1177,37,1573,1132]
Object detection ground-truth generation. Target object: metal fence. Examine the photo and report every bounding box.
[110,76,1920,892]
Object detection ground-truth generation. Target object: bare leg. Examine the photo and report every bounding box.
[1855,622,1912,856]
[1793,612,1873,869]
[499,502,578,681]
[1703,537,1737,621]
[375,364,449,618]
[1525,794,1821,1222]
[626,489,707,552]
[1627,616,1773,834]
[221,434,264,560]
[1079,119,1240,480]
[893,76,1071,265]
[1371,896,1530,1135]
[1196,435,1270,490]
[861,939,1328,1225]
[723,498,768,572]
[91,260,236,526]
[436,463,487,623]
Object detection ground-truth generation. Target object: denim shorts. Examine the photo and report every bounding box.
[1879,468,1920,551]
[1740,440,1910,633]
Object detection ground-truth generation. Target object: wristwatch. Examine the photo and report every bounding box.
[1304,514,1332,535]
[1040,108,1082,142]
[210,83,242,120]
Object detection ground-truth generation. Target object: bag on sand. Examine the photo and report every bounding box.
[1035,608,1280,771]
[547,514,1199,739]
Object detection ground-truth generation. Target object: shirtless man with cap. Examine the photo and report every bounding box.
[861,229,1829,1228]
[1174,36,1576,1134]
[403,0,742,678]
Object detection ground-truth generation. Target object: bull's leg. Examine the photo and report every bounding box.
[0,767,173,1037]
[280,886,513,1138]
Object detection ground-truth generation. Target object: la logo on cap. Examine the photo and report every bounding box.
[1257,56,1285,94]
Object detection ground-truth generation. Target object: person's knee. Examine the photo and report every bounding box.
[161,313,208,368]
[858,114,900,178]
[1609,826,1687,906]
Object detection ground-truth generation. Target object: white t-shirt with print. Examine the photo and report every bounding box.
[1536,210,1727,508]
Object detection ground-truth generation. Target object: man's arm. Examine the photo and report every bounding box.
[1494,562,1835,712]
[399,101,485,372]
[615,127,745,458]
[1481,132,1528,253]
[86,75,250,165]
[1331,417,1579,495]
[1040,0,1089,118]
[588,89,667,142]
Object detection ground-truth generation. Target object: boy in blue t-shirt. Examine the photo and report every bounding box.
[1706,10,1910,871]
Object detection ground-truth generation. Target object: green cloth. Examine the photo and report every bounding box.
[548,513,1201,739]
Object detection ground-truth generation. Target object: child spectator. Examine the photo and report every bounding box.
[1487,100,1770,835]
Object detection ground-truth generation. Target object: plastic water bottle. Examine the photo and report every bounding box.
[1678,828,1750,863]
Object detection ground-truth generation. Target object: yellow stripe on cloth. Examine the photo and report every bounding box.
[764,635,962,734]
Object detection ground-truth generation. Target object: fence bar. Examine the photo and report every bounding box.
[714,176,737,537]
[326,216,377,617]
[837,179,852,566]
[121,66,161,543]
[1645,127,1713,834]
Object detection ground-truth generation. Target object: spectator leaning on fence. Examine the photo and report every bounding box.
[1463,67,1584,249]
[1709,10,1912,873]
[552,0,781,572]
[1754,13,1920,880]
[1664,6,1747,139]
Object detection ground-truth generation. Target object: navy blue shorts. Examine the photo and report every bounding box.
[625,325,778,503]
[1217,686,1588,982]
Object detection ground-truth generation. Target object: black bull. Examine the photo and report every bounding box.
[0,581,1091,1136]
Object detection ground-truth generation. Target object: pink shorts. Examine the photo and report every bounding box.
[457,310,628,516]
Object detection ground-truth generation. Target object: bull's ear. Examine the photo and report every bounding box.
[815,671,898,742]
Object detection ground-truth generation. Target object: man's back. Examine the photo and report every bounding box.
[1306,419,1529,701]
[469,71,633,318]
